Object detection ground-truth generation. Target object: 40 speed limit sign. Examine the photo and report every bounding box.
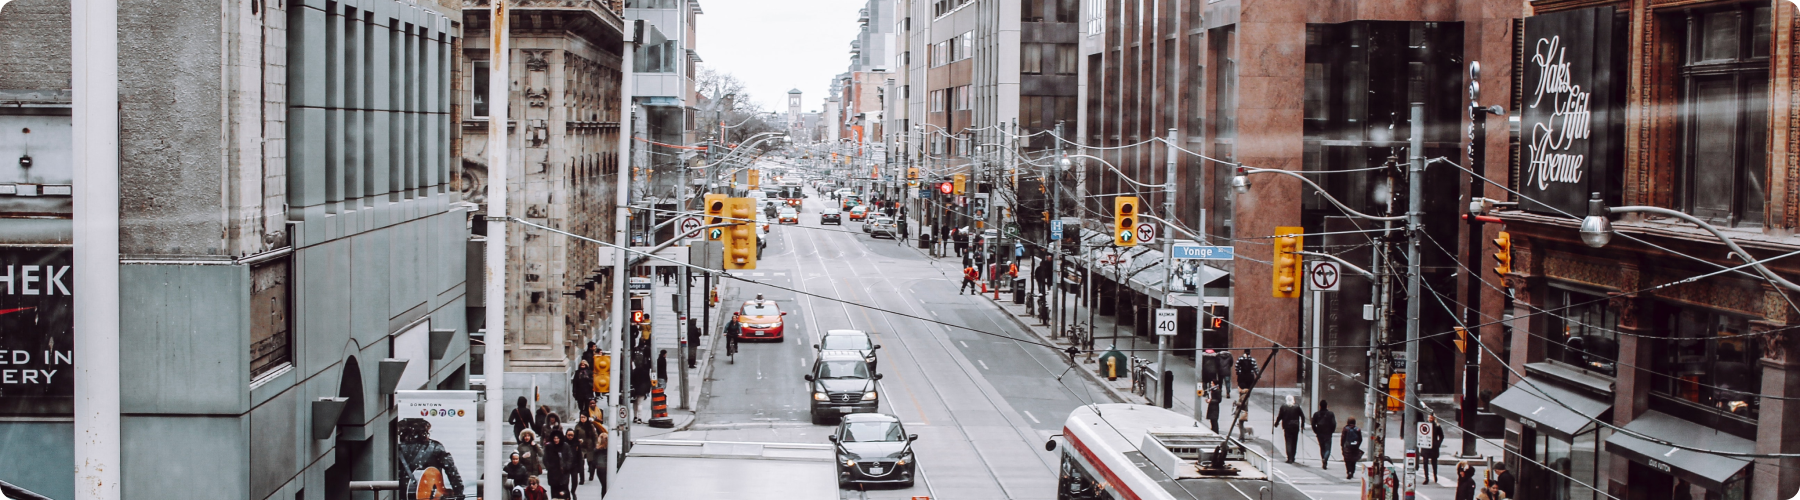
[1154,308,1178,336]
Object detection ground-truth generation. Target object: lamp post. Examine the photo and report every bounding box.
[1578,193,1800,293]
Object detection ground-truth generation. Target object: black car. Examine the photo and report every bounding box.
[819,208,843,225]
[830,413,917,488]
[806,352,880,424]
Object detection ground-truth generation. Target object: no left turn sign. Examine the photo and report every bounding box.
[1136,223,1158,244]
[1309,261,1341,291]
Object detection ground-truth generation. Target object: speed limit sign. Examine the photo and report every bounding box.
[1154,308,1178,336]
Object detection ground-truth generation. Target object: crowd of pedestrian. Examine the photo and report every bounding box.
[503,394,607,500]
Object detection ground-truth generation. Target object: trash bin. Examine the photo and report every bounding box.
[1012,278,1027,304]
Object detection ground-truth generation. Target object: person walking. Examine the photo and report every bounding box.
[505,453,532,497]
[953,229,968,257]
[1204,381,1222,432]
[655,350,669,389]
[509,397,534,440]
[1277,395,1304,464]
[533,405,552,438]
[1311,400,1337,468]
[543,432,570,500]
[1341,418,1363,480]
[1422,414,1444,483]
[687,319,701,368]
[898,219,910,245]
[1493,462,1515,499]
[1455,462,1477,500]
[571,360,593,412]
[960,265,979,294]
[584,411,608,495]
[521,476,549,500]
[515,429,545,484]
[1475,480,1506,500]
[561,429,583,499]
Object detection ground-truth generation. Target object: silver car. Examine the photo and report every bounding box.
[867,217,897,238]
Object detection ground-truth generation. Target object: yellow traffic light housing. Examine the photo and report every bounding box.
[704,194,727,240]
[1272,226,1304,298]
[723,197,758,269]
[953,174,967,195]
[1113,196,1139,247]
[592,353,612,393]
[1492,231,1513,278]
[1454,327,1470,354]
[748,169,760,190]
[907,167,920,179]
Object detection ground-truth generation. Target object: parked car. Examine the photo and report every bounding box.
[806,351,881,424]
[829,413,917,488]
[819,208,843,225]
[816,330,880,372]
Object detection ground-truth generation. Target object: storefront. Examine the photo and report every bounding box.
[1489,362,1613,500]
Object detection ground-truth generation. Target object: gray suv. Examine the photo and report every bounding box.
[806,351,881,424]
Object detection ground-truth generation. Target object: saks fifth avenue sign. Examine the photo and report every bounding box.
[1520,7,1620,215]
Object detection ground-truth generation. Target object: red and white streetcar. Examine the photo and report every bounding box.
[1050,404,1305,500]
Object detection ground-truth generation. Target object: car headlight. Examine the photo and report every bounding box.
[843,459,856,467]
[814,392,829,401]
[862,391,878,401]
[897,456,908,466]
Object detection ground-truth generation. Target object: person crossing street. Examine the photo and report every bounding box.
[1312,399,1338,468]
[1341,418,1363,479]
[1277,395,1305,464]
[960,264,979,294]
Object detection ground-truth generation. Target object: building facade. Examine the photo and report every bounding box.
[623,0,702,205]
[0,0,470,498]
[462,0,626,417]
[1490,3,1800,500]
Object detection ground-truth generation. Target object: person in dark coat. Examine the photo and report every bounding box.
[1455,461,1477,500]
[1493,462,1515,499]
[534,405,552,438]
[515,429,545,478]
[561,429,584,499]
[655,350,669,389]
[1422,414,1445,483]
[543,432,570,500]
[1235,350,1259,391]
[522,476,549,500]
[571,361,593,412]
[1341,418,1363,480]
[1312,400,1338,468]
[687,320,702,368]
[504,453,532,495]
[509,397,534,440]
[1277,395,1305,464]
[1204,381,1223,433]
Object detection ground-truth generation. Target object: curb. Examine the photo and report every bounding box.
[975,292,1135,405]
[672,273,743,434]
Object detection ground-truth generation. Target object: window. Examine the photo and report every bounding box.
[1650,303,1761,420]
[625,0,677,8]
[250,260,293,380]
[932,41,949,67]
[1056,0,1079,23]
[1543,288,1618,376]
[1055,44,1079,75]
[958,32,973,61]
[1022,43,1044,74]
[634,39,679,73]
[471,61,489,118]
[930,89,946,112]
[1677,5,1771,227]
[1024,0,1044,21]
[955,85,971,111]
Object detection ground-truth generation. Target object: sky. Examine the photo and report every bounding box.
[695,0,867,113]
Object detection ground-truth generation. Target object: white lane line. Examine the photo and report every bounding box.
[799,357,807,368]
[1022,411,1040,424]
[959,341,969,348]
[977,359,989,370]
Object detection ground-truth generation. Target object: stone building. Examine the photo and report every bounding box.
[0,0,470,498]
[461,0,627,416]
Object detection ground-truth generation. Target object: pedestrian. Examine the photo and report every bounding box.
[961,252,973,268]
[899,224,911,245]
[1204,381,1222,433]
[544,432,570,499]
[515,429,545,480]
[1455,462,1477,500]
[582,411,608,494]
[562,429,583,499]
[505,452,532,496]
[656,350,669,389]
[953,230,968,257]
[960,264,979,294]
[1423,414,1444,483]
[510,397,534,440]
[571,360,593,412]
[1277,395,1304,464]
[571,419,594,486]
[1235,350,1259,394]
[1341,418,1363,480]
[534,404,552,438]
[1476,480,1506,500]
[1493,462,1515,499]
[585,398,604,426]
[1311,399,1337,468]
[1673,479,1694,500]
[522,476,549,500]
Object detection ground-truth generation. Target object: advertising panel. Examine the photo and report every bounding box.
[1519,6,1623,215]
[395,390,479,500]
[0,246,73,416]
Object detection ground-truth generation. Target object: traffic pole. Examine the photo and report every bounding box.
[481,4,509,500]
[1402,102,1425,500]
[1159,129,1176,408]
[607,23,638,495]
[72,0,122,497]
[1052,122,1064,341]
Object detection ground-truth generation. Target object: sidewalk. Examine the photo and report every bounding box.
[973,279,1510,495]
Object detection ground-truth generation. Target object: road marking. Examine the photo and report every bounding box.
[750,272,764,276]
[799,357,807,368]
[978,360,989,370]
[1023,410,1040,424]
[959,341,969,348]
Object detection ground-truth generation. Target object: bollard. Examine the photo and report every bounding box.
[648,383,674,428]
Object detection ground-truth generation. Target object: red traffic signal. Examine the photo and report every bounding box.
[938,182,953,194]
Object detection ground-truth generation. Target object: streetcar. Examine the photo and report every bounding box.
[1049,404,1305,500]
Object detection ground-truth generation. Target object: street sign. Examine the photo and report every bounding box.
[1050,220,1064,241]
[1136,223,1158,244]
[1309,261,1341,291]
[1154,308,1178,336]
[1418,422,1433,442]
[1171,244,1234,260]
[680,216,703,238]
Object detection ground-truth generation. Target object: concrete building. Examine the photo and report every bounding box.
[0,0,469,498]
[462,0,627,417]
[623,0,702,205]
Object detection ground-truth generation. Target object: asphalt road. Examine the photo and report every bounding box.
[693,181,1116,500]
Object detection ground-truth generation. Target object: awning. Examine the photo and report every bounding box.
[1488,377,1610,441]
[1604,411,1754,491]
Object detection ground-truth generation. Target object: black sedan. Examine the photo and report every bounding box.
[819,208,843,225]
[829,413,918,488]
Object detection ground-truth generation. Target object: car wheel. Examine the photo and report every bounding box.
[811,413,825,425]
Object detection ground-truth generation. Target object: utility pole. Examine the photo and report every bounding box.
[607,20,639,496]
[72,0,121,497]
[480,4,509,500]
[1402,102,1425,500]
[1461,62,1498,459]
[1160,129,1177,408]
[1052,122,1065,341]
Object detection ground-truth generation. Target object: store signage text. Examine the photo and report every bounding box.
[1526,35,1592,191]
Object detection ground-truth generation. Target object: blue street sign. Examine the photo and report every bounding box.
[1050,220,1064,240]
[1171,245,1234,260]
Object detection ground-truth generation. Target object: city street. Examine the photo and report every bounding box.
[679,181,1115,499]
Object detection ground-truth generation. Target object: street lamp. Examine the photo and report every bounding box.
[1575,192,1800,293]
[1579,193,1612,249]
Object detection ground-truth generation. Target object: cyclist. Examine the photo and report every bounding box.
[724,316,741,358]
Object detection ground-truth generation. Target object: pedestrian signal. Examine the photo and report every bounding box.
[1113,196,1139,247]
[631,310,648,324]
[748,169,760,190]
[908,167,920,179]
[1272,226,1303,298]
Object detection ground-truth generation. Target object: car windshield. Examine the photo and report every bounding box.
[742,303,779,316]
[779,210,796,216]
[817,360,869,379]
[841,421,904,442]
[822,335,871,350]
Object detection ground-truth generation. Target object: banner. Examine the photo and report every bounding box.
[395,390,479,500]
[0,247,74,416]
[1519,6,1622,215]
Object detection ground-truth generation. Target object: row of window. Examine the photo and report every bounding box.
[932,0,970,18]
[930,32,974,68]
[1022,0,1080,23]
[928,85,973,113]
[1021,43,1079,75]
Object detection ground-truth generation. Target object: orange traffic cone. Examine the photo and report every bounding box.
[648,383,675,428]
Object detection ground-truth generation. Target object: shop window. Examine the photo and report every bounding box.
[1533,427,1608,500]
[1650,304,1761,420]
[1544,288,1618,375]
[1676,5,1770,227]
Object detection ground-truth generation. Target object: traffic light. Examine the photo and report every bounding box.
[723,197,758,269]
[704,194,727,240]
[1492,231,1513,277]
[748,169,760,190]
[1271,226,1304,298]
[953,174,967,195]
[1454,327,1470,353]
[908,167,920,179]
[939,181,953,195]
[631,310,648,324]
[592,353,612,393]
[1113,196,1139,247]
